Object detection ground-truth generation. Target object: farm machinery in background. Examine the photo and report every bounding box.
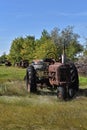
[25,43,79,100]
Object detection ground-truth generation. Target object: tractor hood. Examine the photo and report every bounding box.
[48,63,71,86]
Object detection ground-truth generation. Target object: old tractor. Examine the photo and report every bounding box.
[26,47,79,100]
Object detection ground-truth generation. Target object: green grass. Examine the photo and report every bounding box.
[79,76,87,86]
[0,66,87,130]
[0,65,87,86]
[0,66,26,83]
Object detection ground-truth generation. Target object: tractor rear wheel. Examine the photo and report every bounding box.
[68,63,79,98]
[27,65,37,93]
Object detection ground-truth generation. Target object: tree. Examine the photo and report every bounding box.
[9,37,24,64]
[40,29,51,42]
[34,39,57,59]
[9,26,83,64]
[0,52,7,63]
[83,38,87,56]
[61,26,83,60]
[21,36,36,61]
[51,27,63,57]
[9,36,36,64]
[51,26,83,60]
[33,29,57,60]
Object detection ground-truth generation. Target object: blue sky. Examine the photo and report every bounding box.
[0,0,87,56]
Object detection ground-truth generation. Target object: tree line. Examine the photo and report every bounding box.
[1,26,87,65]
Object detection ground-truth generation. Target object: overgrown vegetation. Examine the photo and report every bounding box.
[0,90,87,130]
[0,62,87,130]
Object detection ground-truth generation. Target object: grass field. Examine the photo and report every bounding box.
[0,66,25,83]
[0,66,87,130]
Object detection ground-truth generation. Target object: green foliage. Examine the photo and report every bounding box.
[34,39,57,59]
[9,36,36,64]
[51,26,83,60]
[8,26,83,64]
[66,40,83,60]
[83,38,87,56]
[9,37,24,64]
[0,52,7,63]
[20,36,36,61]
[41,29,51,41]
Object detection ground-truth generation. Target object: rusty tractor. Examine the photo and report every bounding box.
[26,48,79,100]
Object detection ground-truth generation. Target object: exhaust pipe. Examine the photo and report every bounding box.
[62,54,65,64]
[61,41,66,64]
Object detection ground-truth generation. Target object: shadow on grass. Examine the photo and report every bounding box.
[36,87,87,98]
[78,88,87,97]
[37,90,57,96]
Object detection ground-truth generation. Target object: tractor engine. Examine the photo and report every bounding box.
[49,63,71,87]
[49,61,79,99]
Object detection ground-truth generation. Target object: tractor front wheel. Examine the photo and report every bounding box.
[68,87,76,99]
[57,87,67,100]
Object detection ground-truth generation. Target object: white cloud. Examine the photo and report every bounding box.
[55,12,87,17]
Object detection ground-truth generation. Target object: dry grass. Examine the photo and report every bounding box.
[0,66,87,130]
[0,83,87,130]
